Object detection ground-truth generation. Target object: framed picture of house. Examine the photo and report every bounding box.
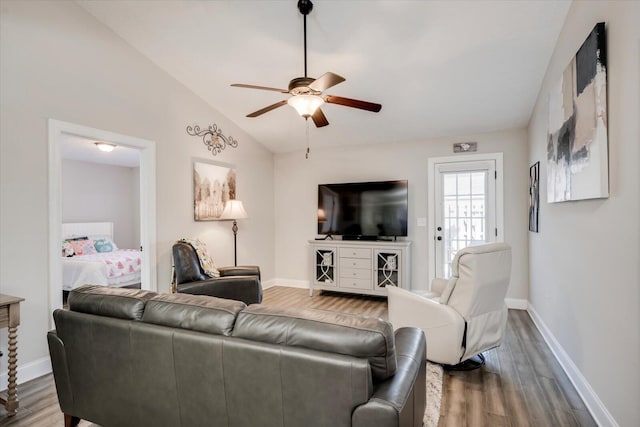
[529,161,540,232]
[193,160,237,221]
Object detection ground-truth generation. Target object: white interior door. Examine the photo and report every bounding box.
[428,154,503,283]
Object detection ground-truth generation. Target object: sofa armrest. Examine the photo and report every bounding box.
[177,276,262,304]
[352,327,426,427]
[47,330,75,415]
[218,265,261,280]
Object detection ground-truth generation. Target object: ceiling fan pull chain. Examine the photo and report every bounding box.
[305,118,310,159]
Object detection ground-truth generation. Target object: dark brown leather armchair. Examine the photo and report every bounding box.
[172,241,262,304]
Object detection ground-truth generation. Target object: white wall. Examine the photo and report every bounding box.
[527,1,640,425]
[62,159,139,249]
[274,128,529,301]
[0,1,274,381]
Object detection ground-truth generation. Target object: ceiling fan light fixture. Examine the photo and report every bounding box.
[231,0,381,128]
[287,95,324,118]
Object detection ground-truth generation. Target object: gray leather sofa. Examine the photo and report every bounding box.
[48,285,426,427]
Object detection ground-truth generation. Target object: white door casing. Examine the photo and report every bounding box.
[48,119,157,328]
[427,153,504,285]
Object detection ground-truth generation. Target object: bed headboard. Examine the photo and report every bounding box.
[62,222,114,239]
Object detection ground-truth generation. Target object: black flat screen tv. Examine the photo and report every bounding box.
[317,180,408,239]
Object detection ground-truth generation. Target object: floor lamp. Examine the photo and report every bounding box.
[220,200,248,266]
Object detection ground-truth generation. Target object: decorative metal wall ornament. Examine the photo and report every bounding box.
[186,124,238,156]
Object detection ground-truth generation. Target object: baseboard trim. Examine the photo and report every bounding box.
[266,279,309,289]
[527,304,618,427]
[261,279,278,289]
[0,356,52,392]
[505,298,528,310]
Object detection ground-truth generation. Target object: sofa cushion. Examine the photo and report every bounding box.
[233,305,397,381]
[68,285,157,320]
[142,293,246,336]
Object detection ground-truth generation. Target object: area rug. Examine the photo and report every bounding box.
[424,362,444,427]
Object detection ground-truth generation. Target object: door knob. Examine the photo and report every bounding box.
[437,226,442,231]
[437,236,442,241]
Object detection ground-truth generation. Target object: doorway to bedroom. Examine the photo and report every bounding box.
[48,120,157,323]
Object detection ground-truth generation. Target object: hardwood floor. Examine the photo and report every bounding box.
[0,286,595,426]
[438,309,596,427]
[263,286,389,319]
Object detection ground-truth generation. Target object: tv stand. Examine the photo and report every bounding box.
[308,240,411,297]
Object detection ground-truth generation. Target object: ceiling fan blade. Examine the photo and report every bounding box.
[246,100,288,117]
[231,83,289,93]
[311,108,329,128]
[324,95,382,112]
[309,72,346,92]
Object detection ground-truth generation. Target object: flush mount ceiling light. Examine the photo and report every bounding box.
[231,0,382,127]
[94,142,116,152]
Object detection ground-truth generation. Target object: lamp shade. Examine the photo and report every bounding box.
[220,200,248,220]
[287,95,324,118]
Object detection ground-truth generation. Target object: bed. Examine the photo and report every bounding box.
[61,222,142,291]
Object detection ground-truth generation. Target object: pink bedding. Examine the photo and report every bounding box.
[62,249,142,291]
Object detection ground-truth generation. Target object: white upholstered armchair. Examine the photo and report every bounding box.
[387,243,512,367]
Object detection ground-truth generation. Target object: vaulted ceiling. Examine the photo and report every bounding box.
[77,0,571,153]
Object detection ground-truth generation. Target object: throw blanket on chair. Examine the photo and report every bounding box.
[177,238,220,278]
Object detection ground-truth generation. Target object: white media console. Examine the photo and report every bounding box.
[309,240,411,297]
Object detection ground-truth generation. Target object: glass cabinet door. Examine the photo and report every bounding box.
[374,250,401,289]
[314,248,337,286]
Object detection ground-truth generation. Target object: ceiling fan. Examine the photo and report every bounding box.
[231,0,382,128]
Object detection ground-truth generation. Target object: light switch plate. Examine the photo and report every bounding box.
[417,217,427,227]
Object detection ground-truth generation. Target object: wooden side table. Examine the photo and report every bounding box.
[0,294,24,416]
